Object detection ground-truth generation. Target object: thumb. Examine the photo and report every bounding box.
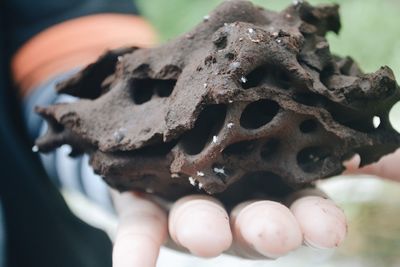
[344,149,400,182]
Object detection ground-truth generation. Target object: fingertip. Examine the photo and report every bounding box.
[291,196,347,249]
[233,201,302,259]
[177,220,232,258]
[169,196,232,258]
[112,192,168,267]
[113,235,160,267]
[343,154,361,173]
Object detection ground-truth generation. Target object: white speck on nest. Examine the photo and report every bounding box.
[145,188,154,193]
[227,122,234,129]
[272,32,279,37]
[247,28,261,43]
[229,61,241,70]
[373,116,381,128]
[32,145,39,152]
[203,83,208,88]
[113,128,127,143]
[188,177,196,186]
[171,173,180,178]
[228,99,233,103]
[293,0,303,5]
[308,154,320,162]
[212,135,218,143]
[224,22,228,26]
[276,39,282,43]
[240,76,247,83]
[117,56,123,62]
[197,171,205,177]
[198,183,203,189]
[213,166,227,176]
[239,37,244,41]
[203,15,210,21]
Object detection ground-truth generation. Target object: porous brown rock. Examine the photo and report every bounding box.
[35,0,400,205]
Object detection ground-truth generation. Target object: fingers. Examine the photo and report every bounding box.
[230,189,347,259]
[112,191,168,267]
[344,149,400,182]
[230,201,302,259]
[169,195,232,258]
[290,195,347,249]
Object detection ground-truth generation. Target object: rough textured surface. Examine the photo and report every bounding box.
[35,0,400,205]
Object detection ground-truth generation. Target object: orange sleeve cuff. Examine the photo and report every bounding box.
[12,14,157,97]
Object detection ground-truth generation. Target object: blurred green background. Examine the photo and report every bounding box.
[133,1,400,266]
[136,0,400,79]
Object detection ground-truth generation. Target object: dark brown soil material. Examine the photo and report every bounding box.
[35,0,400,205]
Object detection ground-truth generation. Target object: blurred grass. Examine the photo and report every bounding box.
[136,0,400,78]
[337,181,400,267]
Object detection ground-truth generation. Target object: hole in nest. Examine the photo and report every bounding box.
[299,119,318,133]
[204,55,217,66]
[297,146,330,173]
[293,93,322,106]
[130,79,176,104]
[319,65,335,89]
[132,86,152,104]
[242,66,267,89]
[240,100,280,129]
[330,110,379,133]
[241,66,291,90]
[337,57,361,76]
[156,80,176,97]
[223,140,256,156]
[274,69,291,89]
[213,32,228,49]
[225,52,235,60]
[180,104,227,155]
[260,138,280,159]
[45,118,65,134]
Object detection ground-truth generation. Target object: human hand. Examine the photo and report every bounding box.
[111,186,348,267]
[110,148,400,267]
[344,148,400,182]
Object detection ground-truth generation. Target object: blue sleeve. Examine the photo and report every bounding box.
[25,71,115,213]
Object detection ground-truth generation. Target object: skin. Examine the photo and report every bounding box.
[112,148,400,267]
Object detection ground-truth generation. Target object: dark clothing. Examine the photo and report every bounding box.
[2,0,139,55]
[0,1,139,266]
